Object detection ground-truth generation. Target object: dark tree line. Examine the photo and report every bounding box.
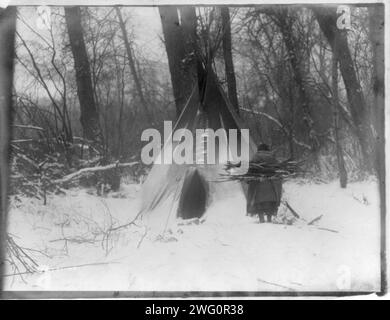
[2,4,385,204]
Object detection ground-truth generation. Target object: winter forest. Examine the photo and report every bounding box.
[0,4,385,293]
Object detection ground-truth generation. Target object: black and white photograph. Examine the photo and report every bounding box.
[0,0,386,298]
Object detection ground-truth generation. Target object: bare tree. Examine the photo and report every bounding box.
[0,6,16,292]
[115,7,152,122]
[220,6,240,114]
[15,13,73,146]
[312,6,374,171]
[65,6,104,155]
[265,8,318,152]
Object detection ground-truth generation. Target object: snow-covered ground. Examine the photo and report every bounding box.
[4,178,381,292]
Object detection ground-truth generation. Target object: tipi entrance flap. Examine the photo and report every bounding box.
[177,168,209,220]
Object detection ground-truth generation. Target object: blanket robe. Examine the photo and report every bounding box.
[246,150,282,215]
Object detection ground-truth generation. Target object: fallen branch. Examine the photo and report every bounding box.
[308,214,323,225]
[317,227,339,233]
[2,261,120,278]
[49,236,100,245]
[54,161,138,184]
[12,124,45,131]
[5,235,39,281]
[352,194,370,206]
[284,201,301,219]
[107,217,141,233]
[280,203,338,234]
[11,151,40,171]
[11,139,35,143]
[257,277,296,291]
[137,226,148,249]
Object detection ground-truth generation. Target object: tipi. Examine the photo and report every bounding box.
[138,67,256,233]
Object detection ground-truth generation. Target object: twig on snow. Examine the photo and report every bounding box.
[137,226,148,249]
[2,261,120,278]
[257,278,296,291]
[308,214,323,225]
[284,201,301,219]
[317,227,339,233]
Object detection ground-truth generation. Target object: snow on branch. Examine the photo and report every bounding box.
[240,107,312,150]
[54,161,138,184]
[12,124,45,131]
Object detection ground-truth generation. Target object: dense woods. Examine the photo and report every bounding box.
[4,4,384,200]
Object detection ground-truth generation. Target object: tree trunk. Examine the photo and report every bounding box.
[369,7,385,274]
[369,6,385,178]
[0,6,16,293]
[331,37,347,188]
[312,6,373,171]
[220,6,239,114]
[159,6,199,117]
[65,6,104,155]
[115,7,152,122]
[65,7,120,191]
[270,9,317,152]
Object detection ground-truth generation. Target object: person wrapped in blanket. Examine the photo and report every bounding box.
[247,143,282,223]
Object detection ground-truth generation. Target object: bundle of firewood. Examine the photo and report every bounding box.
[221,159,303,182]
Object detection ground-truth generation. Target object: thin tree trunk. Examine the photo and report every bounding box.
[17,33,71,141]
[115,7,152,122]
[0,6,16,293]
[65,6,104,155]
[332,37,347,188]
[220,6,239,114]
[117,59,126,159]
[159,6,199,117]
[312,6,373,171]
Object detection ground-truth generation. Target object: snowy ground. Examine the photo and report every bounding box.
[4,178,381,293]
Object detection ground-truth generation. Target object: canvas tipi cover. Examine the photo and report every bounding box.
[138,69,256,233]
